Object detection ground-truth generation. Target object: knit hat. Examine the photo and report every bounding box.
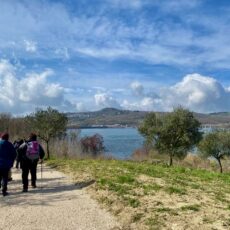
[1,132,9,140]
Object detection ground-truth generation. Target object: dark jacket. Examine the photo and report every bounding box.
[18,141,45,165]
[0,140,17,169]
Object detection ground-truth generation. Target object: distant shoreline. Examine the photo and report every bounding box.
[67,125,137,129]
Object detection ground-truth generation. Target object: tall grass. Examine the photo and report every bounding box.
[49,130,81,158]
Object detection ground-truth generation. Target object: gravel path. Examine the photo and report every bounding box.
[0,165,121,230]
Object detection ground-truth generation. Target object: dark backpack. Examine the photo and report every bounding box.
[26,141,40,161]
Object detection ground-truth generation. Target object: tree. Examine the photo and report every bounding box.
[0,113,11,132]
[80,134,104,156]
[26,107,68,159]
[198,131,230,173]
[138,112,162,145]
[139,107,202,166]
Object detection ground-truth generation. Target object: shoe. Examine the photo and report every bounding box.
[31,182,36,188]
[22,188,28,193]
[2,192,9,196]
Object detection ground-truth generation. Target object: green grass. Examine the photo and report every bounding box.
[132,213,144,222]
[142,183,162,195]
[145,216,164,230]
[46,158,230,229]
[155,207,172,212]
[165,186,187,195]
[181,204,201,212]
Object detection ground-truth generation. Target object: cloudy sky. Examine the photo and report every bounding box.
[1,0,230,115]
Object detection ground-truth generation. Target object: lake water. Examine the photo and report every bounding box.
[68,127,222,159]
[79,128,144,159]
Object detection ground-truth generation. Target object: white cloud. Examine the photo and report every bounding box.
[1,62,230,114]
[75,102,86,112]
[24,40,37,53]
[121,74,230,113]
[107,0,144,9]
[54,47,70,60]
[0,0,229,69]
[165,74,230,113]
[130,81,144,96]
[94,93,121,109]
[0,59,75,114]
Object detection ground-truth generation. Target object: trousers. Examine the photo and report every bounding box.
[0,168,9,194]
[21,160,38,189]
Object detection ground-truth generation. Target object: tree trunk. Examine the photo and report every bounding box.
[217,158,223,173]
[46,140,50,159]
[169,153,173,166]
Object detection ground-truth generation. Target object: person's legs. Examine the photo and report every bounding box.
[8,169,12,181]
[2,169,9,196]
[22,165,29,192]
[0,169,3,189]
[16,160,19,169]
[30,161,38,188]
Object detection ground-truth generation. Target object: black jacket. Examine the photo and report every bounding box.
[18,141,45,165]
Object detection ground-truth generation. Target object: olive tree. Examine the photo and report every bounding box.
[26,107,68,159]
[139,107,202,166]
[198,131,230,173]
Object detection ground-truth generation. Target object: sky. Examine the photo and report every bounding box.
[1,0,230,115]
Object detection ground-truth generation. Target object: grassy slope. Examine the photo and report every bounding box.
[47,159,230,230]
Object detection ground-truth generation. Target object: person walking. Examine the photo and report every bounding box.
[0,133,16,196]
[13,139,24,169]
[18,133,45,192]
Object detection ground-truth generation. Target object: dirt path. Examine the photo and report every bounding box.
[0,165,121,230]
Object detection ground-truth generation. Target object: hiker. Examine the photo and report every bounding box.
[0,133,13,182]
[0,133,16,196]
[7,139,24,181]
[18,133,45,192]
[13,139,24,169]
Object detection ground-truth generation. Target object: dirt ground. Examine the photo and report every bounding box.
[0,165,121,230]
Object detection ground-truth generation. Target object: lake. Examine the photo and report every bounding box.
[78,128,144,159]
[68,127,221,159]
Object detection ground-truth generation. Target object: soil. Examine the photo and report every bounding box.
[0,165,121,230]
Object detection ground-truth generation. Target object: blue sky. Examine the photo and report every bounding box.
[1,0,230,115]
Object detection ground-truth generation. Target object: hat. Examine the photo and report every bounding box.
[1,132,9,140]
[29,133,37,141]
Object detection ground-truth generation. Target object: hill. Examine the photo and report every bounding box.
[66,108,230,128]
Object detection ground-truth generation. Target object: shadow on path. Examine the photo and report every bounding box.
[0,170,96,207]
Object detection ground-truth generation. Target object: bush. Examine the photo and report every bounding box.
[80,134,105,156]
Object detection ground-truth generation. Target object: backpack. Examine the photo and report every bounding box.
[26,141,40,161]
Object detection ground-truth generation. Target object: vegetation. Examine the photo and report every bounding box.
[80,134,104,156]
[0,113,11,131]
[2,106,230,228]
[26,107,68,158]
[47,158,230,229]
[66,107,230,128]
[198,131,230,173]
[139,107,202,166]
[0,113,30,140]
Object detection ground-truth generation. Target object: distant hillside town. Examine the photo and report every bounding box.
[66,108,230,128]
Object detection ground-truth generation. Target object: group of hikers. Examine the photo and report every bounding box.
[0,132,45,196]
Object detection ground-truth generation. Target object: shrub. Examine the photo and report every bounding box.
[80,134,104,156]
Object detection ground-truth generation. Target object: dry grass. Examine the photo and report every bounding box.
[47,158,230,230]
